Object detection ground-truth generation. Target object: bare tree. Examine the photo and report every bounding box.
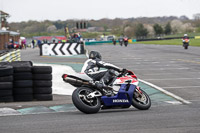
[47,25,57,33]
[171,19,183,33]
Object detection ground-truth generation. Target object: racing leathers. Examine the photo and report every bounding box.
[81,58,122,90]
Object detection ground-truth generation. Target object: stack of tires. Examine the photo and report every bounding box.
[0,65,14,102]
[11,61,33,101]
[32,66,53,101]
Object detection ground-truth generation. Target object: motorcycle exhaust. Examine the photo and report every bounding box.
[62,74,89,87]
[62,74,112,90]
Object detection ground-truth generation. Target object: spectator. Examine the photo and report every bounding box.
[37,40,41,47]
[32,39,35,49]
[21,40,25,49]
[53,39,56,43]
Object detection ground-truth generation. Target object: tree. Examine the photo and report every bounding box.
[135,23,148,38]
[164,22,172,35]
[47,25,57,33]
[103,25,108,32]
[53,21,64,29]
[124,26,134,38]
[171,19,183,33]
[153,23,163,36]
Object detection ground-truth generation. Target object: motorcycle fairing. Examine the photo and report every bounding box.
[114,76,138,85]
[101,84,136,106]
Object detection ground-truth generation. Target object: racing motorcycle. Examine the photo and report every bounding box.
[123,37,129,47]
[112,39,116,46]
[183,38,189,49]
[118,37,123,46]
[62,70,151,114]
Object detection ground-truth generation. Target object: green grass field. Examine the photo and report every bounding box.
[133,39,200,47]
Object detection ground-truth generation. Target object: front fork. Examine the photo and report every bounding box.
[134,86,143,98]
[136,86,142,94]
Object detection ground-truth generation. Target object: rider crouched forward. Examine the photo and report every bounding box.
[81,51,125,95]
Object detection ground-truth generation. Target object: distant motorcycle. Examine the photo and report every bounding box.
[62,69,151,114]
[123,37,129,47]
[118,38,123,46]
[112,39,116,45]
[182,38,189,49]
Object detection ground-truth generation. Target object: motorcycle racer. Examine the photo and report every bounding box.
[182,34,190,49]
[182,34,189,42]
[81,51,125,92]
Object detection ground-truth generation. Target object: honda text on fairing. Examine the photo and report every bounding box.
[62,68,151,114]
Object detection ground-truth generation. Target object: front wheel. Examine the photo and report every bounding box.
[184,46,188,49]
[132,88,151,110]
[72,87,101,114]
[124,42,128,47]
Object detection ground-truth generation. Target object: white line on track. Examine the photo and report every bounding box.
[139,79,191,104]
[165,101,182,105]
[133,68,189,71]
[143,78,200,81]
[162,86,200,89]
[143,73,180,75]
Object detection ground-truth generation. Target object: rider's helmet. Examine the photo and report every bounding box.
[184,34,188,37]
[89,51,102,60]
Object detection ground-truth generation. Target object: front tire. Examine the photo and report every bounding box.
[184,46,188,49]
[132,89,151,110]
[72,87,101,114]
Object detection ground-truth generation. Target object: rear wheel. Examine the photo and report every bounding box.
[124,42,128,47]
[72,87,101,114]
[132,88,151,110]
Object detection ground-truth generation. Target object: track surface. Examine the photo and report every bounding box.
[87,44,200,102]
[1,44,200,133]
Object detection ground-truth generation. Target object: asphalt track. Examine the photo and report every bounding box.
[0,44,200,133]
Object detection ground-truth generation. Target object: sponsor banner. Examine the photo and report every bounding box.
[195,36,200,39]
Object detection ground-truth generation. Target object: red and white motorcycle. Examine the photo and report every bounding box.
[62,69,151,114]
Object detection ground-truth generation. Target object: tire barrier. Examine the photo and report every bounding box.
[32,66,53,101]
[40,43,85,56]
[0,65,14,102]
[0,50,21,62]
[12,61,33,101]
[0,61,53,102]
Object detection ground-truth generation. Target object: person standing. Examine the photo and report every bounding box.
[32,39,35,49]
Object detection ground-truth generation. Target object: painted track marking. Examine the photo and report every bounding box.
[162,86,200,89]
[143,78,200,81]
[176,59,200,64]
[139,79,191,104]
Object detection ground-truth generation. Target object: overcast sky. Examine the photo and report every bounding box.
[1,0,200,22]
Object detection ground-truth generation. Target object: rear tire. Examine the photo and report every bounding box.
[72,87,101,114]
[132,89,151,110]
